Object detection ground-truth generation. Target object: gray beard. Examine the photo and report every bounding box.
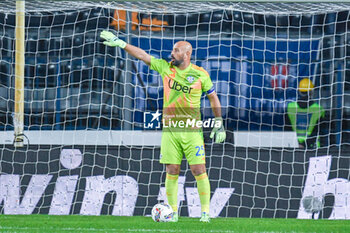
[172,58,183,67]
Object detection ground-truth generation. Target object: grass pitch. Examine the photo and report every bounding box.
[0,215,349,233]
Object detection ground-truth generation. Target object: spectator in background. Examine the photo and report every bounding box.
[285,78,327,149]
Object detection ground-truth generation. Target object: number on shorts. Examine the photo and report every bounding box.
[195,145,205,156]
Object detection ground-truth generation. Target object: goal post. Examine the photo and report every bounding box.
[14,0,25,147]
[0,0,350,219]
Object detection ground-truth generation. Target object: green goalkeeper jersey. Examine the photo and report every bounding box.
[150,56,214,125]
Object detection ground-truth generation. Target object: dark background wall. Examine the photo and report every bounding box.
[1,145,348,218]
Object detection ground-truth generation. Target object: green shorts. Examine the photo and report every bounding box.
[160,128,206,165]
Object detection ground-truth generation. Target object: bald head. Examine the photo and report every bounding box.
[175,41,192,56]
[171,41,193,69]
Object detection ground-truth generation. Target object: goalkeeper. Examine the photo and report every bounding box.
[100,30,226,223]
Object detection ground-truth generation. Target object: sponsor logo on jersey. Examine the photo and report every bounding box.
[168,79,193,94]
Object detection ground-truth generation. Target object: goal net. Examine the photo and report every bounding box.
[0,0,349,219]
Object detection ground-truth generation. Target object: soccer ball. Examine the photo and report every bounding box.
[151,203,173,222]
[302,195,323,213]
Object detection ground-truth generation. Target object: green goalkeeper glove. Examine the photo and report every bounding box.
[210,117,226,143]
[100,30,127,48]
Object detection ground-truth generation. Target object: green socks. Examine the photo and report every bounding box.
[195,173,210,213]
[166,172,210,214]
[165,173,179,212]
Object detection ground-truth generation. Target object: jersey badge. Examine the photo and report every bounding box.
[187,76,194,83]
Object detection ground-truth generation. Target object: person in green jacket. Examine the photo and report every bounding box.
[286,78,327,149]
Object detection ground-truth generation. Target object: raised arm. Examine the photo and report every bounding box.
[124,44,151,66]
[100,30,151,66]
